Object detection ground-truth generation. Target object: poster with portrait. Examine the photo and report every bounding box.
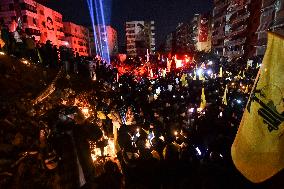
[45,10,57,45]
[134,21,151,56]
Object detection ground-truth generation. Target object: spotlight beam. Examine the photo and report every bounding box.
[87,0,100,56]
[93,0,104,56]
[98,0,110,63]
[87,0,111,64]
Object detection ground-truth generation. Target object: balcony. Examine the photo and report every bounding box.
[256,46,266,56]
[224,49,244,58]
[214,3,228,15]
[213,15,224,24]
[276,9,284,21]
[227,0,251,14]
[212,38,224,46]
[271,17,284,29]
[229,11,250,25]
[269,9,284,29]
[226,25,247,37]
[262,0,275,9]
[256,37,268,46]
[213,44,224,49]
[212,32,226,40]
[224,37,246,47]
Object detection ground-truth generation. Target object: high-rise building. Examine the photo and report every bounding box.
[256,0,284,56]
[125,21,155,57]
[89,25,118,57]
[164,32,176,55]
[163,13,211,55]
[0,0,65,46]
[175,22,191,53]
[189,14,200,50]
[63,22,90,56]
[223,0,261,60]
[212,0,229,56]
[212,0,262,60]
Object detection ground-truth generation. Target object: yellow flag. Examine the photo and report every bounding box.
[244,85,249,94]
[151,150,161,160]
[198,71,205,81]
[193,70,197,80]
[231,32,284,183]
[0,38,5,48]
[162,69,167,78]
[142,128,149,135]
[222,85,228,106]
[200,88,206,109]
[181,73,188,87]
[97,111,106,119]
[37,49,43,64]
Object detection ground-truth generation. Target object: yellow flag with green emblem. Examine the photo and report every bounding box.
[231,32,284,183]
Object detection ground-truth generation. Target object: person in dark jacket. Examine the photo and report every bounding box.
[95,160,123,189]
[52,106,103,189]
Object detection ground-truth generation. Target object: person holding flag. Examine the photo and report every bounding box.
[222,85,228,106]
[200,88,206,110]
[231,32,284,183]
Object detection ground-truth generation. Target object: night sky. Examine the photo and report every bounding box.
[46,0,213,51]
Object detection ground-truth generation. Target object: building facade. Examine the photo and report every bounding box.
[212,0,262,60]
[37,3,65,46]
[63,22,90,56]
[224,0,261,60]
[163,13,211,55]
[89,25,118,57]
[175,22,191,53]
[164,32,176,55]
[126,21,155,57]
[212,0,229,56]
[0,0,65,46]
[256,0,284,56]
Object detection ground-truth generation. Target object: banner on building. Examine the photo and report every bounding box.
[198,14,209,42]
[134,21,152,56]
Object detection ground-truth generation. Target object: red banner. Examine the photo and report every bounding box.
[198,14,209,42]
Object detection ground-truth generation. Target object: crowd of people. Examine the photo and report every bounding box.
[2,19,281,189]
[89,56,262,189]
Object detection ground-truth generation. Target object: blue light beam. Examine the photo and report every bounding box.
[87,0,101,56]
[86,0,111,64]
